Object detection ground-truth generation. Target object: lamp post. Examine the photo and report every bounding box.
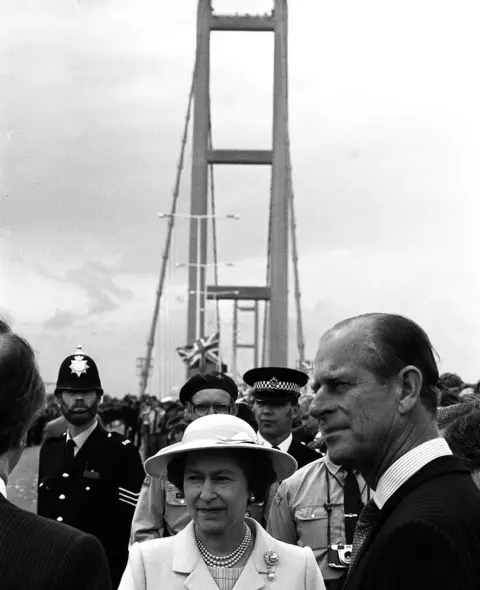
[158,212,239,342]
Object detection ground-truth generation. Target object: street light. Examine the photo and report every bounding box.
[176,262,236,268]
[158,213,240,220]
[158,212,240,340]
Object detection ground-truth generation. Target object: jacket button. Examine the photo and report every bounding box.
[59,494,66,500]
[62,473,69,478]
[57,516,63,522]
[86,486,90,491]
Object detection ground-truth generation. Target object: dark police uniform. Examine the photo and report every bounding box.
[38,424,145,587]
[37,345,145,588]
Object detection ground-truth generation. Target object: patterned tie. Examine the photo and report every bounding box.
[343,470,363,544]
[349,499,380,569]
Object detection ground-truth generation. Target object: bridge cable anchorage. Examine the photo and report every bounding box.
[138,55,198,397]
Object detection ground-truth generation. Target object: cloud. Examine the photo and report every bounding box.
[44,309,76,330]
[65,262,133,316]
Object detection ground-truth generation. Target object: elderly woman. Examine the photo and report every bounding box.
[120,414,325,590]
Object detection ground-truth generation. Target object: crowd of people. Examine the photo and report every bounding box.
[1,314,480,589]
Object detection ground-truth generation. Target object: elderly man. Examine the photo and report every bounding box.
[0,320,111,589]
[130,371,240,543]
[310,313,480,590]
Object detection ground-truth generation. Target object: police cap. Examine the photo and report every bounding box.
[179,371,238,405]
[54,345,103,395]
[243,366,308,404]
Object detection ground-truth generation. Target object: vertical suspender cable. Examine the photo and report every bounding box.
[208,116,220,335]
[262,177,273,366]
[279,14,306,365]
[138,62,197,397]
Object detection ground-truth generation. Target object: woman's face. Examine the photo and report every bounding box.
[183,449,250,535]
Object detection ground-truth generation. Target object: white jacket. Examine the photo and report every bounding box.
[120,517,325,590]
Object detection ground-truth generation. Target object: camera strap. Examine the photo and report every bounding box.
[324,467,370,547]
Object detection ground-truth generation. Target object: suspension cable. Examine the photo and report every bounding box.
[261,175,273,365]
[138,61,197,397]
[279,8,306,365]
[208,113,221,335]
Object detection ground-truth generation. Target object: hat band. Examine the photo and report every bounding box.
[253,379,301,393]
[182,429,259,446]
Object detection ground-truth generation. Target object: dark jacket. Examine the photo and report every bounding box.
[0,493,111,589]
[37,424,145,588]
[288,437,319,469]
[345,456,480,590]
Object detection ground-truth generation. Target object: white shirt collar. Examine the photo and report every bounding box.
[374,438,452,509]
[66,419,98,454]
[257,432,293,453]
[0,477,6,499]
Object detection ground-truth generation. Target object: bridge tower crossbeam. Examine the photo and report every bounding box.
[188,0,291,368]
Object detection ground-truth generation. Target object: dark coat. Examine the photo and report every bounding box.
[288,437,320,469]
[345,456,480,590]
[38,425,145,588]
[0,493,111,590]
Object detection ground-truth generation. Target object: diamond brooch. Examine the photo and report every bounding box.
[264,550,279,581]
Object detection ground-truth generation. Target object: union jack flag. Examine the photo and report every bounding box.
[177,331,220,368]
[296,359,313,373]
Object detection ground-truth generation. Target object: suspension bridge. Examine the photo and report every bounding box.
[138,0,308,398]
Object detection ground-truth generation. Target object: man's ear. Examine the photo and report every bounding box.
[184,402,193,420]
[290,403,299,420]
[396,365,423,416]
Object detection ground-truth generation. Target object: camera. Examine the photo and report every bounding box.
[328,544,353,569]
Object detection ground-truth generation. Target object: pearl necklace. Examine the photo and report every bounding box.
[195,523,252,568]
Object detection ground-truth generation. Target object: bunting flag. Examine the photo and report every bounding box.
[177,331,220,368]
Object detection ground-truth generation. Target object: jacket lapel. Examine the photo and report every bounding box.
[172,522,219,590]
[232,518,276,590]
[174,519,270,590]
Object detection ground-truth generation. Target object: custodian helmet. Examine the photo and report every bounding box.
[54,345,103,395]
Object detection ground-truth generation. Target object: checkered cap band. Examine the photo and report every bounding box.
[253,379,301,393]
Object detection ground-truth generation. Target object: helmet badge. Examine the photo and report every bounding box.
[69,345,89,378]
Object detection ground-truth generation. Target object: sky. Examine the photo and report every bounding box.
[1,0,479,397]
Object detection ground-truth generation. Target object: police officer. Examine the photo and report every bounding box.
[129,370,265,543]
[243,367,319,467]
[243,367,319,524]
[37,346,145,588]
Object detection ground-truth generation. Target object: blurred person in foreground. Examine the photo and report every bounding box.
[120,414,325,590]
[310,313,480,590]
[0,319,111,590]
[130,371,241,544]
[37,345,145,588]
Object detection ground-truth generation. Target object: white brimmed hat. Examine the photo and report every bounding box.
[144,414,297,481]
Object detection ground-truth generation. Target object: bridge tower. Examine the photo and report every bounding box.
[187,0,290,366]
